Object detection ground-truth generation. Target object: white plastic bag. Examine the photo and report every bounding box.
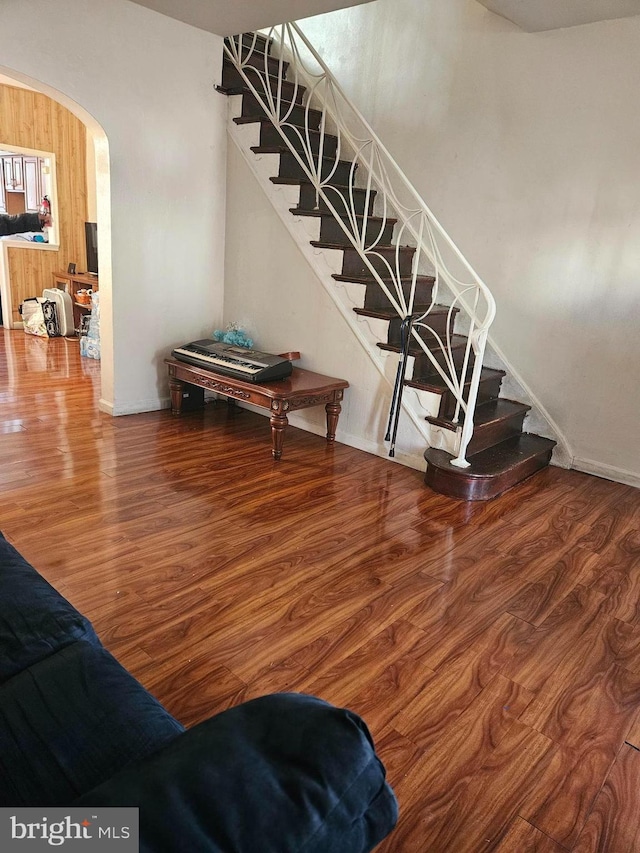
[20,298,47,337]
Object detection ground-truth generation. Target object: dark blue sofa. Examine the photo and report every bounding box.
[0,532,397,851]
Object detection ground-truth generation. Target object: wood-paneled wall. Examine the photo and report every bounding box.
[0,84,88,323]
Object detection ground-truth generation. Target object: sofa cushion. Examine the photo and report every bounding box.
[0,532,99,683]
[0,639,185,806]
[75,693,398,852]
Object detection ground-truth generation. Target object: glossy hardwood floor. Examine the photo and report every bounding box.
[2,328,640,851]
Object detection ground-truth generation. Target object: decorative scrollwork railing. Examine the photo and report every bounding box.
[224,24,496,467]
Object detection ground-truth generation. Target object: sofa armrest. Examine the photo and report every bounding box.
[0,532,100,683]
[75,693,398,853]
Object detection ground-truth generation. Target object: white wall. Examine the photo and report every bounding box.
[295,0,640,483]
[0,0,227,414]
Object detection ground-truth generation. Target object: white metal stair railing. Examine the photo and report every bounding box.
[223,25,496,468]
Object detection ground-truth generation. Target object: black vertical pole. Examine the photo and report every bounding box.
[386,315,413,457]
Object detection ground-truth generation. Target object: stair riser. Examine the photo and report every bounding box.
[260,123,338,156]
[412,346,475,379]
[241,93,322,130]
[465,412,528,456]
[363,279,434,311]
[226,34,272,55]
[226,51,289,78]
[299,184,376,216]
[388,315,451,345]
[222,64,305,104]
[438,375,502,420]
[341,247,415,278]
[319,216,394,246]
[424,450,553,501]
[277,152,355,184]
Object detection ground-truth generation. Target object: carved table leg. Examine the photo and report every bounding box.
[269,410,289,460]
[325,394,343,443]
[169,378,184,415]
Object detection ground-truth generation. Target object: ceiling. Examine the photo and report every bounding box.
[127,0,374,37]
[476,0,640,31]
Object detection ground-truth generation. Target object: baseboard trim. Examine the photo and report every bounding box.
[571,457,640,489]
[231,400,426,471]
[98,396,171,416]
[97,388,417,450]
[287,411,425,472]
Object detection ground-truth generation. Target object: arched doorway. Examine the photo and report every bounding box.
[0,67,111,407]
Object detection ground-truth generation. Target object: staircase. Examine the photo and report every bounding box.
[219,30,557,501]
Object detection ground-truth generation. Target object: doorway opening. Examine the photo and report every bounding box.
[0,68,111,407]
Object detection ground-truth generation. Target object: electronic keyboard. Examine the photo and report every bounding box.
[171,340,293,382]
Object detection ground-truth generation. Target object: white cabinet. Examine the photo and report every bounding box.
[0,155,46,214]
[23,157,43,212]
[3,156,23,191]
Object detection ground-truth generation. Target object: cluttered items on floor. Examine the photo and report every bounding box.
[18,288,99,360]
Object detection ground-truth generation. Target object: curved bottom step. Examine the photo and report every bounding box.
[424,434,556,501]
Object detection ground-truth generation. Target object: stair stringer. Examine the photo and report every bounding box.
[227,95,449,470]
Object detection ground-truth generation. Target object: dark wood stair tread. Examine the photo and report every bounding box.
[290,208,396,226]
[426,432,555,474]
[358,306,447,322]
[218,77,304,98]
[378,333,468,356]
[335,274,436,312]
[253,121,337,144]
[251,147,355,168]
[424,434,556,500]
[427,398,531,429]
[222,52,289,75]
[310,240,414,252]
[271,178,377,202]
[271,177,368,192]
[270,176,319,186]
[244,117,330,131]
[254,147,340,157]
[234,105,324,127]
[332,273,434,285]
[405,366,505,394]
[225,33,272,51]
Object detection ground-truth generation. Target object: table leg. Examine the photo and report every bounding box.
[269,410,288,460]
[169,378,184,415]
[325,396,342,443]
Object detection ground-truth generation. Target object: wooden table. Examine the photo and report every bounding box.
[165,358,349,459]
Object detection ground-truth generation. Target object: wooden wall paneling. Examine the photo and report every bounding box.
[32,89,51,153]
[16,89,36,144]
[0,83,88,323]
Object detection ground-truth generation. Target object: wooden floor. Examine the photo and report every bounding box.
[2,328,640,851]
